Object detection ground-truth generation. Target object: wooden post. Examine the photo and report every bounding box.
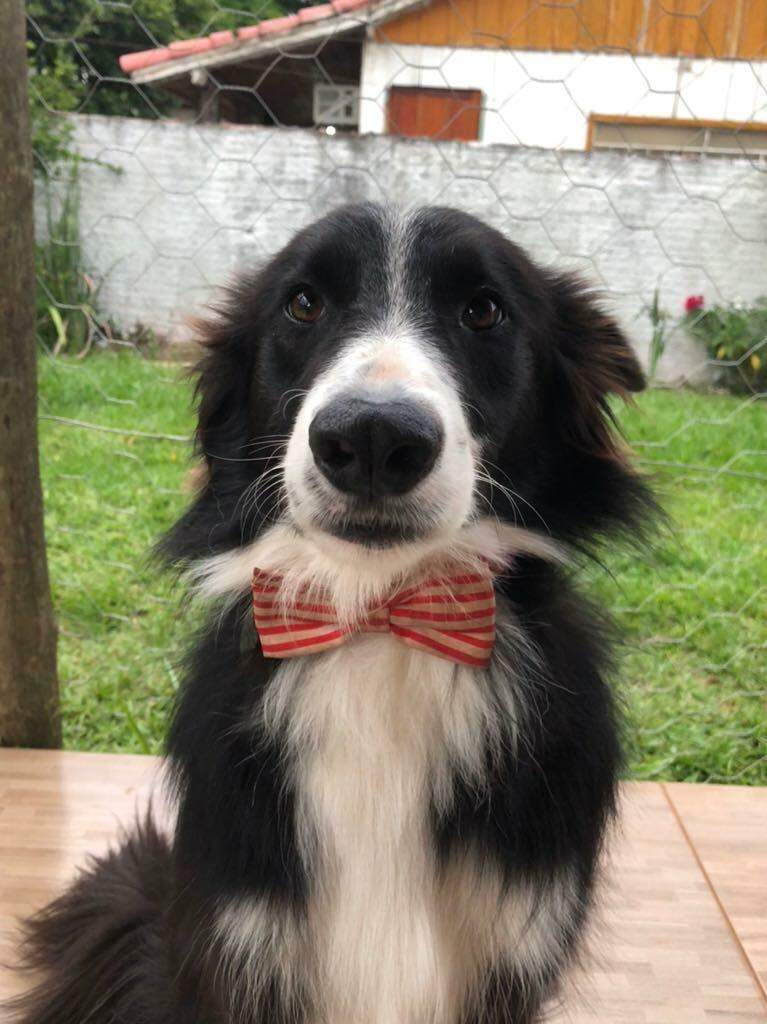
[0,0,60,747]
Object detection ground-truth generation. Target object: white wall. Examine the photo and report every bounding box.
[359,43,767,149]
[46,115,767,385]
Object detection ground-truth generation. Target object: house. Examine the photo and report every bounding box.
[120,0,767,154]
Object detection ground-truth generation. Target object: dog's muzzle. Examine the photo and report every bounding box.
[308,396,444,500]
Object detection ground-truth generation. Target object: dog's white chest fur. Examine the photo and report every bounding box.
[258,628,515,1024]
[221,621,575,1024]
[296,635,456,1024]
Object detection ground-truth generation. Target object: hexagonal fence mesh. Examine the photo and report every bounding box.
[27,0,766,779]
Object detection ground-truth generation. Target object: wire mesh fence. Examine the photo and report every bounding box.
[26,0,766,781]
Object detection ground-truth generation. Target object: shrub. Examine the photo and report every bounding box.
[36,166,116,357]
[685,297,767,395]
[641,287,672,382]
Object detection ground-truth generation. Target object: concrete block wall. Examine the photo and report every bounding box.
[46,114,767,383]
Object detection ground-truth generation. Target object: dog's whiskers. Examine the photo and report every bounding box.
[479,457,552,535]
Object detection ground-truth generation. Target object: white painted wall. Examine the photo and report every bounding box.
[359,43,767,149]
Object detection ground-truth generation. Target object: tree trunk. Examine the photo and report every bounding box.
[0,0,60,747]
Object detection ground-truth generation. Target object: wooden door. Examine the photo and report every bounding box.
[387,86,482,141]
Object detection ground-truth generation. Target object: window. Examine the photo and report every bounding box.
[313,85,359,128]
[588,114,767,156]
[387,86,482,142]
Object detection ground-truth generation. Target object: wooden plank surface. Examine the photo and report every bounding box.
[0,749,766,1021]
[665,781,767,1003]
[555,783,767,1023]
[0,748,164,1001]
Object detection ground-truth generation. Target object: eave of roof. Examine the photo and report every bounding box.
[119,0,427,85]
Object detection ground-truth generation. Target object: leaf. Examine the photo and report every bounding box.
[118,699,152,755]
[48,305,68,355]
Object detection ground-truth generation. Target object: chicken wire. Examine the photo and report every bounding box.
[26,0,766,780]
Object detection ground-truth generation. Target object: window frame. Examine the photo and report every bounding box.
[587,113,767,157]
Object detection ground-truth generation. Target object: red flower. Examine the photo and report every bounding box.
[685,294,705,313]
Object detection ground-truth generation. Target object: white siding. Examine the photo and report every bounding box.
[359,43,767,150]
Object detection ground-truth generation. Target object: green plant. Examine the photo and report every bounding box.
[26,0,287,134]
[641,288,671,382]
[35,165,114,357]
[685,297,767,394]
[27,44,77,171]
[126,323,164,357]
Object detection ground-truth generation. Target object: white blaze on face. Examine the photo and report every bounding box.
[282,205,479,560]
[282,327,478,550]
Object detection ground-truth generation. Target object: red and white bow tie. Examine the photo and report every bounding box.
[251,569,496,668]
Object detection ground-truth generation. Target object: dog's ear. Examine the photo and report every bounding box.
[535,272,657,545]
[158,281,260,567]
[548,273,644,457]
[189,296,254,478]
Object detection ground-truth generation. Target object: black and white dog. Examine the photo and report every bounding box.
[10,204,653,1024]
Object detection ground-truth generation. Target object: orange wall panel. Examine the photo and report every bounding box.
[377,0,766,60]
[387,86,482,139]
[738,0,767,59]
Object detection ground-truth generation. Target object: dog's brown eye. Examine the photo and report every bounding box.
[462,294,504,332]
[286,287,324,324]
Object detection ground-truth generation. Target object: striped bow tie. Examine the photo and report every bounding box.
[251,569,496,668]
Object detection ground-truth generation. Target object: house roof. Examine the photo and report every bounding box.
[119,0,427,85]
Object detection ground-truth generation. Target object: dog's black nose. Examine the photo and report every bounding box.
[309,397,444,498]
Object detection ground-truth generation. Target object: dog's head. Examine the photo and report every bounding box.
[165,204,649,593]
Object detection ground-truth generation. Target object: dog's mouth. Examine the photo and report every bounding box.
[322,515,423,547]
[293,464,437,548]
[309,499,435,548]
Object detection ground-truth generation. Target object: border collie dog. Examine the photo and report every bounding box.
[11,204,652,1024]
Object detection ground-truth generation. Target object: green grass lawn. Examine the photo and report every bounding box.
[38,352,767,783]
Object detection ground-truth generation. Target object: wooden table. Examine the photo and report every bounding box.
[1,748,766,1021]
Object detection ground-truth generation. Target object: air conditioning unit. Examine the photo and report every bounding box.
[313,85,359,128]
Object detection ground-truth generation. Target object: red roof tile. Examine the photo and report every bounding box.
[119,0,373,75]
[120,47,173,74]
[332,0,369,11]
[298,3,334,23]
[209,30,235,47]
[236,24,262,41]
[168,37,213,56]
[257,13,300,36]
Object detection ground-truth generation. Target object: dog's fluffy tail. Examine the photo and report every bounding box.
[4,816,173,1024]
